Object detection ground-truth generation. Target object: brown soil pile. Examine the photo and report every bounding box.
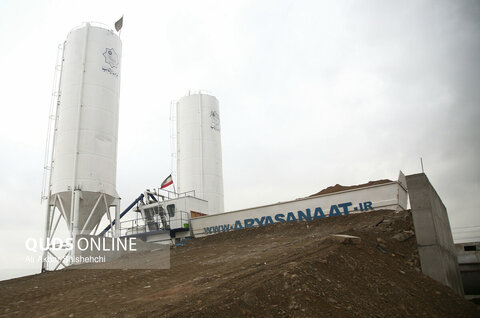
[310,179,394,197]
[1,210,478,317]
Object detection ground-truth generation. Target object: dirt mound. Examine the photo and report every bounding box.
[309,179,393,197]
[1,210,478,317]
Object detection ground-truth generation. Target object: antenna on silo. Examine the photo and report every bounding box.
[420,157,424,173]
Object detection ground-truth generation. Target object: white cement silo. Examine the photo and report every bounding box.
[176,92,224,215]
[46,22,122,242]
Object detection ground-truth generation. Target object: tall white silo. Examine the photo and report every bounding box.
[176,92,224,215]
[43,22,122,266]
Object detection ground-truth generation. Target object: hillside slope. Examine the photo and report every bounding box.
[1,210,478,317]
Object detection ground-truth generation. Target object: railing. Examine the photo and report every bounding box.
[155,189,196,200]
[112,210,190,238]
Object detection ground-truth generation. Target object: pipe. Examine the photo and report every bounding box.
[147,193,158,202]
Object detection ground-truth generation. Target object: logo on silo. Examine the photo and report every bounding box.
[103,48,119,68]
[210,110,220,131]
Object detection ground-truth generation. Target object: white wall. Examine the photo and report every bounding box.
[191,180,407,237]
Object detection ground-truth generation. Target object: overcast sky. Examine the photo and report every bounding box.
[0,0,479,280]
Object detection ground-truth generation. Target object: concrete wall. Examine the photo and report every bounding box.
[406,173,464,296]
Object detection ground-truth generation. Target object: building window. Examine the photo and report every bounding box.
[464,245,477,251]
[167,204,175,217]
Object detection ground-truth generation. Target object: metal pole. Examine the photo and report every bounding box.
[114,198,121,238]
[420,157,424,173]
[41,200,52,272]
[71,189,81,262]
[104,195,114,237]
[70,22,90,240]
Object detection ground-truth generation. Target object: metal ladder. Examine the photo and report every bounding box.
[41,43,65,203]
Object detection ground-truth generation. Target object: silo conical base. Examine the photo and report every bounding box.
[53,191,117,235]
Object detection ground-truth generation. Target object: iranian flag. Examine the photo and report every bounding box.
[161,174,173,189]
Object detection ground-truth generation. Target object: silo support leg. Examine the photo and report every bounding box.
[41,201,52,273]
[48,195,58,235]
[104,195,114,237]
[72,190,81,238]
[71,190,82,261]
[113,198,121,238]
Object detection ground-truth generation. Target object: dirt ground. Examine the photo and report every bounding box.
[1,209,479,317]
[309,179,393,197]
